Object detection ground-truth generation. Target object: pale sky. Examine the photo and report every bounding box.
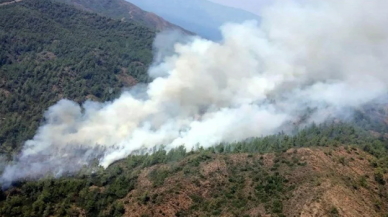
[208,0,272,15]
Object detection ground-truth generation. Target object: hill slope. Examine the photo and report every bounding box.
[1,123,388,216]
[119,147,386,217]
[1,146,387,216]
[0,0,154,154]
[55,0,189,32]
[126,0,261,40]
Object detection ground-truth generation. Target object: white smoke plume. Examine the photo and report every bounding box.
[1,0,388,184]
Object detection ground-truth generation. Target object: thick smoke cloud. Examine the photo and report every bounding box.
[1,0,388,184]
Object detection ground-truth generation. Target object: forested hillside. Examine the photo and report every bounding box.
[1,122,388,217]
[0,0,155,154]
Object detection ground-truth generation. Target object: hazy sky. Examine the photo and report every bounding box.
[208,0,272,15]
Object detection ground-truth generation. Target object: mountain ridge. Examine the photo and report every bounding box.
[56,0,191,33]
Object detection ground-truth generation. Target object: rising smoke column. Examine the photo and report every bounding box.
[1,0,388,183]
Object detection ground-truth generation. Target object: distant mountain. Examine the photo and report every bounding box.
[56,0,189,32]
[208,0,271,15]
[126,0,261,40]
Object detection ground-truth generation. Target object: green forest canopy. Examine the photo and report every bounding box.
[0,0,155,153]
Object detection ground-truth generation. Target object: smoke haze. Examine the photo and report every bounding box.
[1,0,388,184]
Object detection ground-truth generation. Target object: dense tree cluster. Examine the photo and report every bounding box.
[0,146,190,217]
[0,0,155,153]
